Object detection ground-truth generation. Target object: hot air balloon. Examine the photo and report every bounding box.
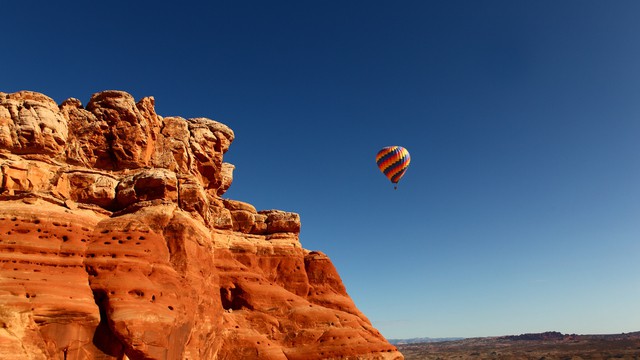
[376,146,410,189]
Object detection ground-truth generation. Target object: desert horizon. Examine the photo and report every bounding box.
[396,331,640,359]
[390,330,640,344]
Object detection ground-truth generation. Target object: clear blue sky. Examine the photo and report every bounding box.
[4,1,640,339]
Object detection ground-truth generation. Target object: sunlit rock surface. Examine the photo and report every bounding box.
[0,90,402,360]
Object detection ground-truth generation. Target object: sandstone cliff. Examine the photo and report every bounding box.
[0,91,402,360]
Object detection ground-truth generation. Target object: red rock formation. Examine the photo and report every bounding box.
[0,91,402,360]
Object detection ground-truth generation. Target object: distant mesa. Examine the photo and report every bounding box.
[500,331,567,341]
[0,90,403,360]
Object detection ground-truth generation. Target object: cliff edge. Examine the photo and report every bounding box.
[0,90,402,360]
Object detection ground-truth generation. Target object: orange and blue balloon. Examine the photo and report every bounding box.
[376,146,410,189]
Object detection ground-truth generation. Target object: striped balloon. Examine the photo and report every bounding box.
[376,146,410,188]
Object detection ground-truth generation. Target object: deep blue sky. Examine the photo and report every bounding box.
[4,1,640,339]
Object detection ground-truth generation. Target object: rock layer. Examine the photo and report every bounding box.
[0,91,402,360]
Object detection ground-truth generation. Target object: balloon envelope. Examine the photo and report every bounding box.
[376,146,410,184]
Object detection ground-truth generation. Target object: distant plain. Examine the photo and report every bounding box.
[397,332,640,360]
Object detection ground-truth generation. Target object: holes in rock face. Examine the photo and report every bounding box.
[62,235,69,242]
[128,290,144,298]
[92,289,126,357]
[167,306,174,311]
[151,295,156,302]
[220,286,253,311]
[126,236,132,240]
[104,241,111,245]
[100,230,109,234]
[86,266,98,276]
[138,236,146,240]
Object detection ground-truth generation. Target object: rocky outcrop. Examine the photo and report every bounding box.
[0,91,402,360]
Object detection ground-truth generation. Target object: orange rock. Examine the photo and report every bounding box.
[0,90,403,360]
[0,200,105,359]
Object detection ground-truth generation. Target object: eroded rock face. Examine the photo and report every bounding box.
[0,92,68,156]
[0,90,402,360]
